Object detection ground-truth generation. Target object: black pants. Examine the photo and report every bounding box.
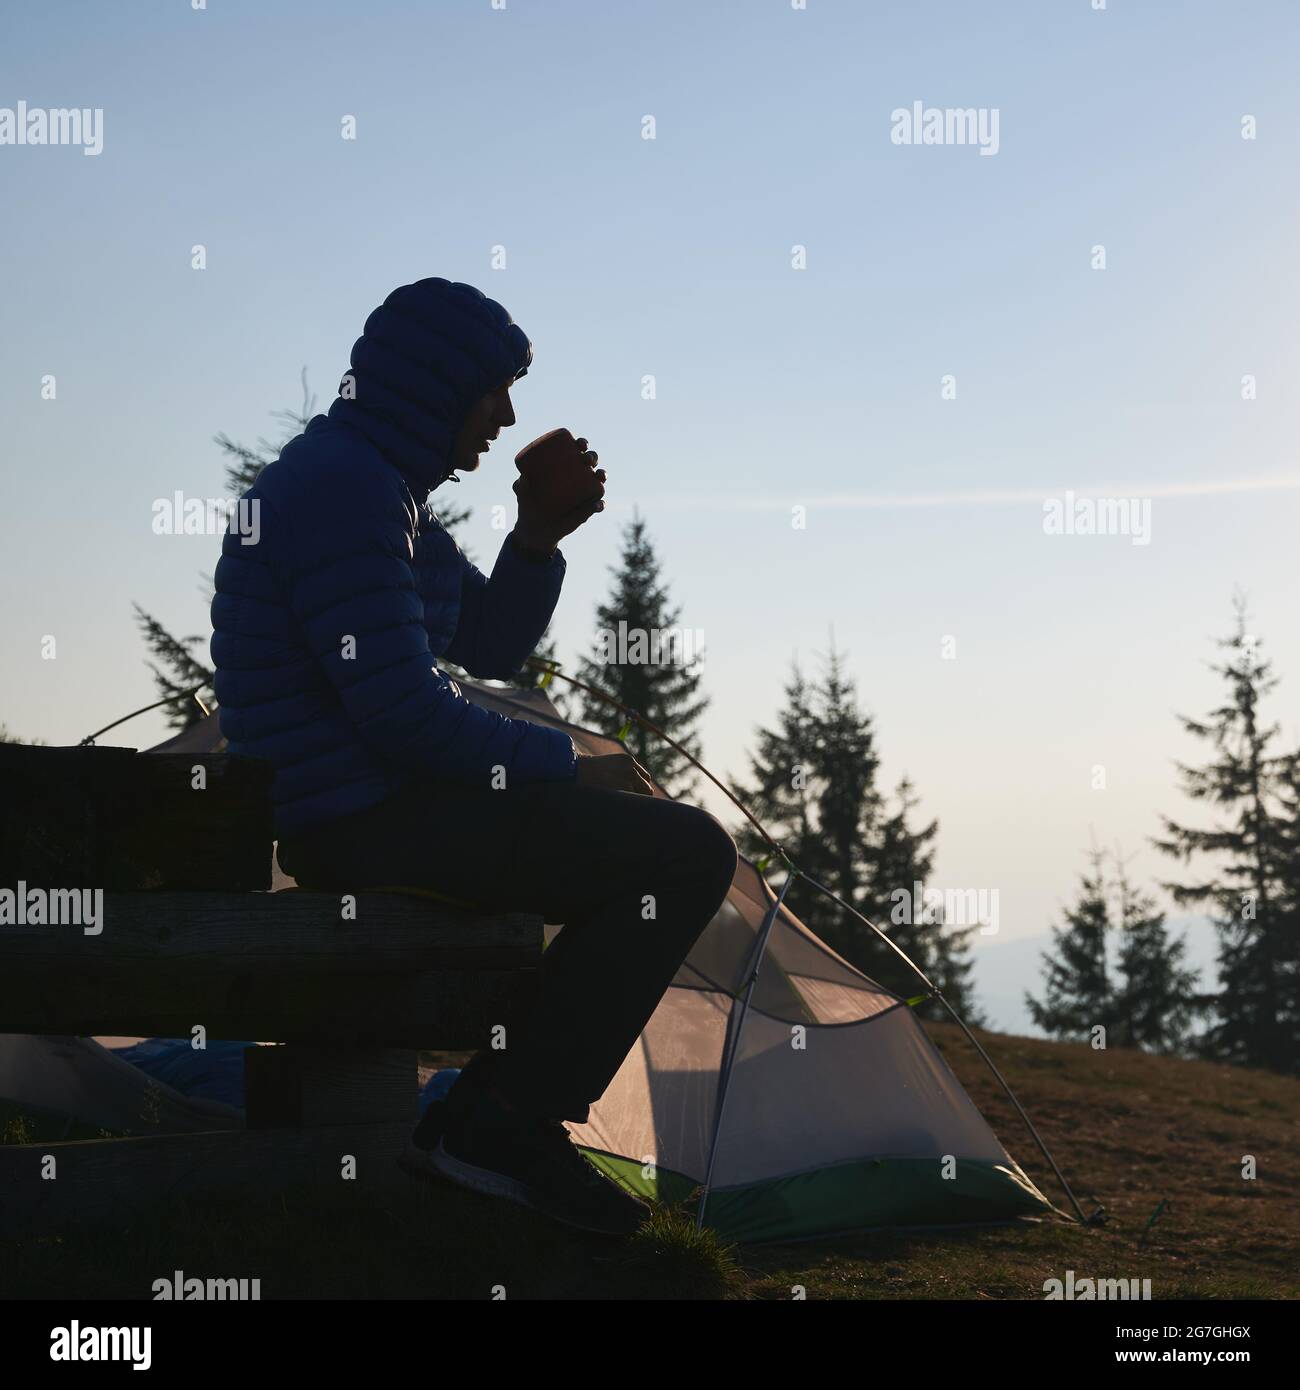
[277,777,737,1123]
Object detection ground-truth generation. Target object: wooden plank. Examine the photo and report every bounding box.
[0,893,544,1047]
[0,745,272,891]
[0,962,536,1050]
[1,892,542,968]
[0,1122,417,1240]
[243,1046,416,1128]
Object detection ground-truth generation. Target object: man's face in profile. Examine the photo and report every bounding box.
[451,379,517,473]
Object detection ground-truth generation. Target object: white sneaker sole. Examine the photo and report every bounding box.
[414,1138,532,1205]
[399,1138,642,1236]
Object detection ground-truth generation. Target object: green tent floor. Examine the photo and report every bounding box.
[582,1148,1053,1245]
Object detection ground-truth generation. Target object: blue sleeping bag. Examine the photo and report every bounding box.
[114,1038,460,1119]
[112,1038,253,1108]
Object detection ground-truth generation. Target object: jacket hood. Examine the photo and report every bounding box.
[327,277,532,495]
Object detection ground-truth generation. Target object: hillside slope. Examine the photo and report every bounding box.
[745,1022,1299,1299]
[3,1026,1296,1299]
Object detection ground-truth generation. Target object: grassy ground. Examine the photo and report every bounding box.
[2,1025,1296,1300]
[745,1023,1298,1300]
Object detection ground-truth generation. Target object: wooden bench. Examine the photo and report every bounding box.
[0,744,544,1238]
[0,890,541,1048]
[0,893,543,1238]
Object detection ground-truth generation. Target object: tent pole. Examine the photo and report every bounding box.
[79,687,209,746]
[695,867,798,1233]
[794,870,1092,1225]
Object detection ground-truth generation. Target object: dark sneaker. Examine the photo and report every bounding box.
[407,1066,486,1154]
[403,1094,649,1237]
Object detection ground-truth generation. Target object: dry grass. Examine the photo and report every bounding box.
[742,1023,1298,1300]
[4,1027,1296,1299]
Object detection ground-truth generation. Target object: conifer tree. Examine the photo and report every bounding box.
[135,381,317,726]
[810,650,879,912]
[0,725,44,745]
[1026,848,1114,1041]
[865,778,982,1023]
[1111,861,1203,1054]
[733,662,829,913]
[503,632,557,691]
[1273,754,1300,1062]
[735,649,977,1017]
[1028,848,1204,1054]
[1154,602,1300,1072]
[501,631,574,720]
[131,604,216,731]
[574,513,707,795]
[214,373,315,495]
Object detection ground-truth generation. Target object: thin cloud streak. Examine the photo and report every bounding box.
[625,475,1300,512]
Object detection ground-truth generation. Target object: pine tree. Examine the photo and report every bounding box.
[436,500,474,548]
[865,778,982,1023]
[131,604,216,731]
[0,725,45,745]
[501,630,573,719]
[574,513,707,795]
[811,650,879,914]
[1154,601,1300,1073]
[734,649,977,1017]
[1026,848,1114,1041]
[1111,860,1203,1054]
[1028,847,1204,1054]
[503,632,557,691]
[215,371,316,495]
[1272,754,1300,1062]
[733,659,848,947]
[135,380,325,727]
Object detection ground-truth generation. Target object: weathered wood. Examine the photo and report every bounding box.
[244,1046,416,1128]
[0,962,536,1050]
[0,891,542,1048]
[0,890,540,966]
[0,1122,417,1240]
[0,744,272,891]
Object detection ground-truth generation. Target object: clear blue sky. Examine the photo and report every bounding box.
[3,0,1298,1030]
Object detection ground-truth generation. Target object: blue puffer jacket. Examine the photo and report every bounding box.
[210,279,578,836]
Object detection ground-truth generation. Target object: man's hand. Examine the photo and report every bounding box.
[575,751,655,796]
[512,435,606,557]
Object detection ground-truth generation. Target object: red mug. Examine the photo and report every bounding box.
[514,428,603,517]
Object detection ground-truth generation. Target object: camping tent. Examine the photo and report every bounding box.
[0,1033,243,1138]
[454,681,1053,1242]
[1,679,1053,1243]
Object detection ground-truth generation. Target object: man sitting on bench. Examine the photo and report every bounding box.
[210,278,737,1236]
